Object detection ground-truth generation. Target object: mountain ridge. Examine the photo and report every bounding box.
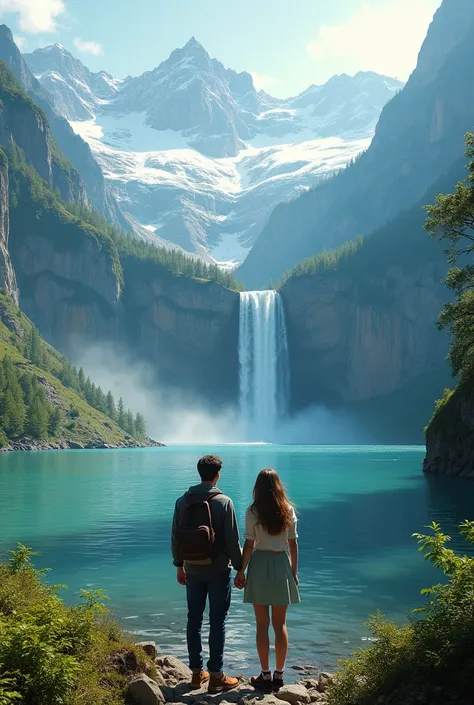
[25,38,401,264]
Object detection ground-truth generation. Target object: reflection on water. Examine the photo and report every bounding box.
[1,445,474,673]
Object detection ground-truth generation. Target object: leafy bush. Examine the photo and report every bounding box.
[0,545,154,705]
[329,521,474,705]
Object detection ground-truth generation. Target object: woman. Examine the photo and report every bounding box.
[235,469,300,692]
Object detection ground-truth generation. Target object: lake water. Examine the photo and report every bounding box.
[1,445,474,675]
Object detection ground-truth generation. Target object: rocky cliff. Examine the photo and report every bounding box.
[121,257,239,400]
[0,149,17,303]
[0,25,127,229]
[424,382,474,479]
[282,262,447,405]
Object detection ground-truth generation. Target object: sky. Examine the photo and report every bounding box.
[2,0,442,97]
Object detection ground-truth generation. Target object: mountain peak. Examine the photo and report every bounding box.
[183,36,203,51]
[39,43,69,55]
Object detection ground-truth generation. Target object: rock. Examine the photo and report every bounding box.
[275,684,312,705]
[155,654,192,686]
[239,695,282,705]
[137,641,158,659]
[128,674,165,705]
[292,665,319,676]
[67,441,84,449]
[297,679,320,691]
[110,649,139,674]
[316,674,334,694]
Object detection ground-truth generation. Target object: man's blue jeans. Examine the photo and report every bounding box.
[186,569,231,676]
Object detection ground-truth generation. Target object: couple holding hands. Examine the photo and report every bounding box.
[171,455,300,695]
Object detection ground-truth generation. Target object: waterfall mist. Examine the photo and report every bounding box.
[73,341,244,444]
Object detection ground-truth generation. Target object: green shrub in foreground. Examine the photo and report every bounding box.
[0,545,154,705]
[329,521,474,705]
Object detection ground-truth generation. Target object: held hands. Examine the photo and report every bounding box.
[177,566,187,586]
[234,570,245,590]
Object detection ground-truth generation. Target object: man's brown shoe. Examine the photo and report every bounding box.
[208,673,240,694]
[190,671,210,689]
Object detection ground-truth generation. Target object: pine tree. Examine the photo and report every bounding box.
[134,412,146,437]
[29,327,44,367]
[126,410,135,436]
[95,386,106,413]
[84,377,92,404]
[78,367,86,391]
[117,397,125,429]
[48,406,61,436]
[26,397,48,439]
[106,391,116,420]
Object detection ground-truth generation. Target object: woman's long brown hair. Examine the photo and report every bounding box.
[250,468,293,536]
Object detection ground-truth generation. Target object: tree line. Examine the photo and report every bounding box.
[277,236,364,287]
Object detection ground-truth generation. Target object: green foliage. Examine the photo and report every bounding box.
[278,237,365,286]
[425,133,474,380]
[329,521,474,705]
[0,546,155,705]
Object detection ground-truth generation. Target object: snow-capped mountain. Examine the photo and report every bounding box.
[25,40,402,265]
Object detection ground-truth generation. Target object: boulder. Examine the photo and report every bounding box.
[138,641,159,659]
[316,674,334,694]
[128,674,165,705]
[275,684,312,705]
[155,655,192,686]
[292,665,319,676]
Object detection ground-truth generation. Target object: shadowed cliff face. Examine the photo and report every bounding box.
[281,262,448,408]
[0,151,17,303]
[121,258,240,401]
[424,382,474,479]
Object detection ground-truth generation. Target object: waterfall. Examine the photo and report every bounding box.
[238,291,289,441]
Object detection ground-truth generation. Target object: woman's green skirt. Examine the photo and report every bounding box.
[244,550,301,606]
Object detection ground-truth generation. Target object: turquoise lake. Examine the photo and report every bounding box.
[1,445,474,675]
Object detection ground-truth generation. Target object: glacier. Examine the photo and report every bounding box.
[26,40,402,266]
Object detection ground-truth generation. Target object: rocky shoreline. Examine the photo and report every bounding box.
[124,644,333,705]
[1,437,165,452]
[123,643,474,705]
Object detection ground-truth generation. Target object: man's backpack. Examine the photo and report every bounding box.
[176,491,222,565]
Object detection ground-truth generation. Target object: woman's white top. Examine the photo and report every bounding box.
[244,504,298,551]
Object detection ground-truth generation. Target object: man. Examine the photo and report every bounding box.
[171,455,242,693]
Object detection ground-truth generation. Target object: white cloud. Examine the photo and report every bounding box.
[0,0,65,34]
[13,34,26,50]
[74,37,103,56]
[307,0,442,81]
[251,71,278,92]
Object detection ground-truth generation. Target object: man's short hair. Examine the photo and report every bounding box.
[197,455,223,482]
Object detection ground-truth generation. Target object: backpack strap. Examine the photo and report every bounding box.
[184,490,222,506]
